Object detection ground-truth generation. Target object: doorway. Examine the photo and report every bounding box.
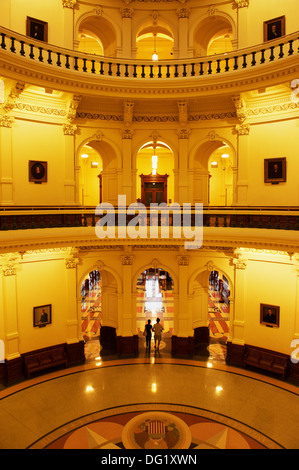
[140,173,168,206]
[208,270,230,361]
[81,270,102,361]
[137,268,174,354]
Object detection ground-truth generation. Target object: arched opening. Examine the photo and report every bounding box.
[136,23,174,61]
[208,270,230,361]
[78,15,117,57]
[193,140,234,206]
[208,144,233,206]
[192,267,231,362]
[81,268,119,361]
[81,269,102,361]
[79,143,103,206]
[136,268,174,354]
[193,15,234,57]
[136,140,174,205]
[79,139,118,206]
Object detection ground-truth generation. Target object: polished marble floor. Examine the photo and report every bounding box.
[0,335,298,450]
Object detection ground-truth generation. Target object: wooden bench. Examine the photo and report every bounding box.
[244,346,288,380]
[24,346,67,378]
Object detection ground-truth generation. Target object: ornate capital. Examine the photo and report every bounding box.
[177,7,190,18]
[177,255,189,266]
[121,128,134,139]
[208,5,216,16]
[177,128,190,139]
[121,7,134,18]
[121,255,134,265]
[2,263,17,276]
[0,114,14,127]
[234,0,249,8]
[62,0,77,8]
[65,257,79,269]
[235,124,250,135]
[63,123,77,135]
[231,249,247,270]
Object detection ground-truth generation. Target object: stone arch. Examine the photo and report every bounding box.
[190,12,236,56]
[75,11,121,57]
[132,259,178,295]
[133,13,176,60]
[77,134,122,206]
[188,264,233,296]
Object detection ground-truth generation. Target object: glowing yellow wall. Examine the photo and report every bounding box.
[12,120,66,205]
[244,254,296,355]
[247,119,299,206]
[17,258,68,354]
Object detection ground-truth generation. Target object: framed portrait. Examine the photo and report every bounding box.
[29,160,48,183]
[264,157,286,184]
[264,16,285,42]
[26,16,48,42]
[33,304,52,328]
[260,303,279,328]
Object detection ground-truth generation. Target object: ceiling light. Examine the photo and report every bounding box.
[222,153,229,159]
[81,153,88,159]
[152,33,158,61]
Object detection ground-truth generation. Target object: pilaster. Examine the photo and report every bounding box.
[65,250,80,344]
[230,249,247,345]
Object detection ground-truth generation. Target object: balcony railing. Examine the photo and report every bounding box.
[0,206,298,232]
[0,26,298,80]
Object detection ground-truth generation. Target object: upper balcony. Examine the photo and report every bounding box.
[0,26,299,99]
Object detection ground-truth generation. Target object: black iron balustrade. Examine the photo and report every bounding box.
[0,26,298,80]
[0,207,298,232]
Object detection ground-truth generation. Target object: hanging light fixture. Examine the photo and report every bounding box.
[152,143,158,175]
[152,32,158,61]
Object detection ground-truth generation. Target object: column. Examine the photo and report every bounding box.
[120,7,134,58]
[231,249,247,345]
[62,0,77,49]
[116,254,138,355]
[234,0,250,49]
[177,127,191,204]
[65,253,80,344]
[121,127,134,204]
[63,123,78,205]
[2,258,20,361]
[0,115,14,205]
[177,8,190,58]
[235,124,250,205]
[172,255,194,355]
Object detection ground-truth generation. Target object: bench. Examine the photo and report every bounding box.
[244,346,288,380]
[24,346,67,378]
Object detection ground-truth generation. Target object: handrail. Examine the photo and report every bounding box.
[0,207,298,232]
[0,26,299,80]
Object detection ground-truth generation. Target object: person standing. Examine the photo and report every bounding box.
[153,318,163,352]
[145,319,152,351]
